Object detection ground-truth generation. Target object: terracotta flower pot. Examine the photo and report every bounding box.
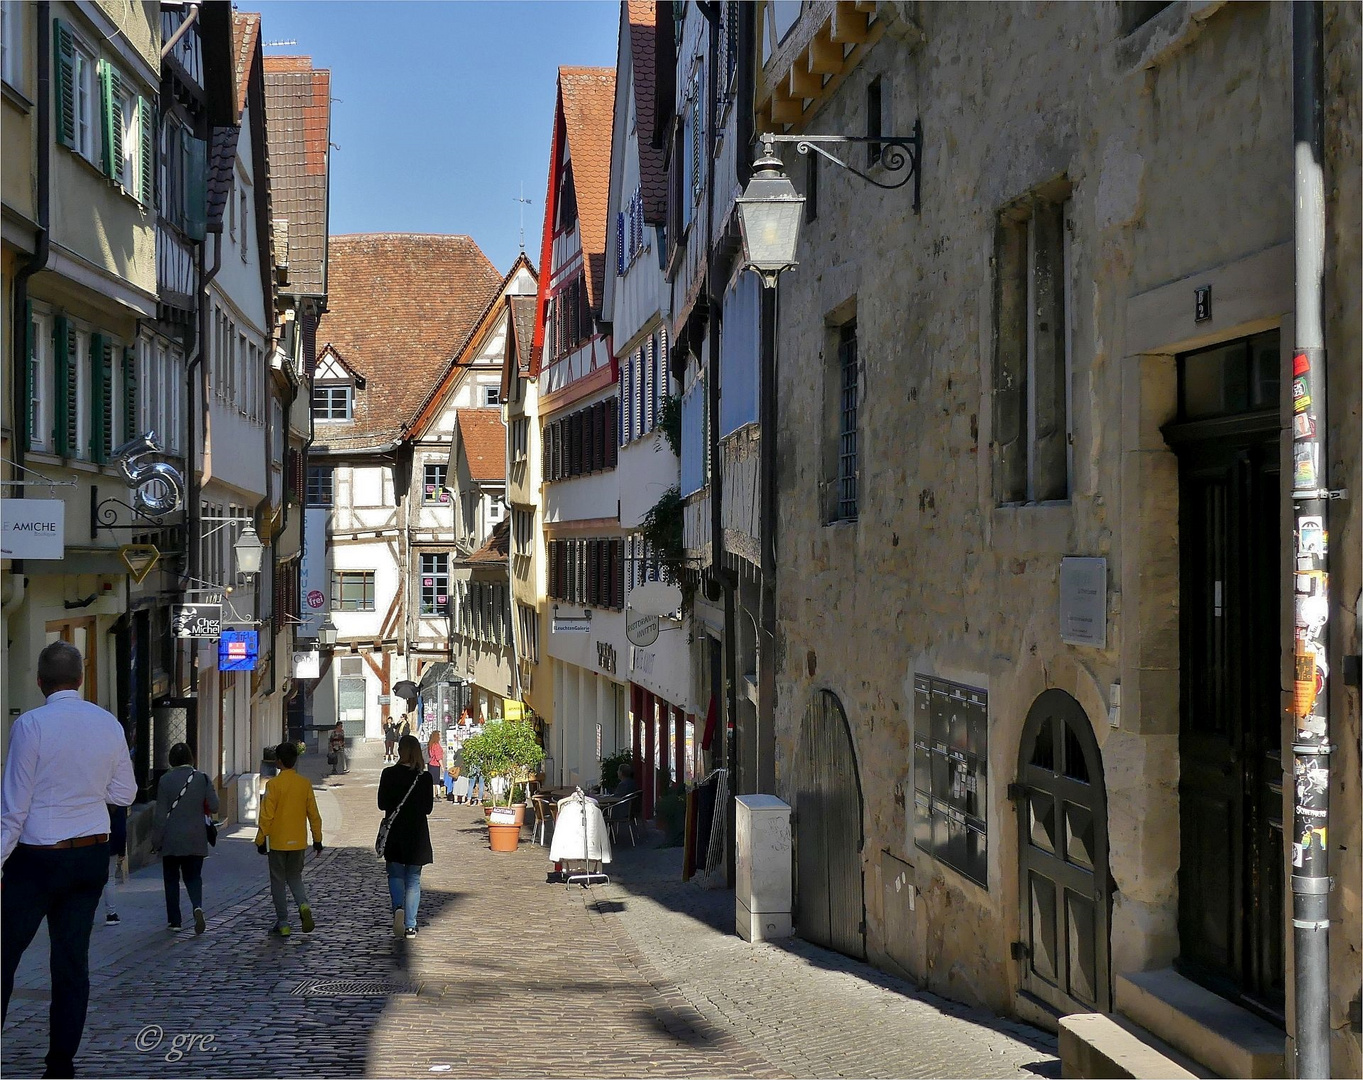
[487,821,521,852]
[483,803,526,826]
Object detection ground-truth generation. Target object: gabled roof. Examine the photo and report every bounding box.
[407,253,538,439]
[500,293,539,401]
[510,296,537,373]
[316,234,503,444]
[263,56,332,296]
[231,12,260,119]
[462,517,511,566]
[626,2,667,223]
[558,67,616,313]
[455,410,506,483]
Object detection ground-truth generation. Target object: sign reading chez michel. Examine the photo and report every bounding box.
[1060,557,1108,649]
[0,499,65,559]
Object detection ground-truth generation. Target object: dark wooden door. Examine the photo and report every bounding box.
[1017,690,1111,1013]
[1166,409,1284,1020]
[794,690,866,959]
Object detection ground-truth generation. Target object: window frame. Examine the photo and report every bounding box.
[1,1,26,92]
[483,385,501,407]
[418,552,450,617]
[422,461,449,504]
[306,466,334,507]
[72,34,98,164]
[27,306,52,452]
[330,570,376,612]
[312,382,353,422]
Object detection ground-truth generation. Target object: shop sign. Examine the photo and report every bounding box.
[0,499,65,559]
[626,607,660,647]
[119,544,160,583]
[292,650,320,679]
[1060,557,1107,648]
[218,630,259,672]
[173,604,222,639]
[489,807,517,825]
[552,616,591,634]
[503,699,525,722]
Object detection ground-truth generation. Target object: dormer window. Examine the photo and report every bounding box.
[312,382,353,421]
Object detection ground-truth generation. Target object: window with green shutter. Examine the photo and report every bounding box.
[54,316,76,456]
[99,59,122,179]
[138,97,153,205]
[90,334,113,463]
[122,346,138,442]
[54,19,76,147]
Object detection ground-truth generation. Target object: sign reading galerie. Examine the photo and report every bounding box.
[0,499,65,559]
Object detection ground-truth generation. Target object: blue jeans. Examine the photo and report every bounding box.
[386,863,422,930]
[466,769,484,802]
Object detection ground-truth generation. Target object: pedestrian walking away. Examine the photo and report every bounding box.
[378,735,434,938]
[426,729,442,788]
[254,741,323,937]
[102,804,128,925]
[151,743,219,934]
[0,641,137,1079]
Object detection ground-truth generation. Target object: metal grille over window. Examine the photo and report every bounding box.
[838,323,859,521]
[913,676,988,887]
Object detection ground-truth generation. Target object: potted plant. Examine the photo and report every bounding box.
[460,719,544,851]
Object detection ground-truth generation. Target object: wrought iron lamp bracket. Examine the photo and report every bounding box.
[94,494,169,533]
[762,119,923,209]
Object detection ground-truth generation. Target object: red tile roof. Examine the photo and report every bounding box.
[559,67,616,314]
[263,56,332,295]
[316,235,503,444]
[463,517,511,565]
[231,12,260,120]
[626,2,667,224]
[456,409,506,483]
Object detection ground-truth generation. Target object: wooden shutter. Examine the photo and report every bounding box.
[588,540,599,606]
[608,398,618,467]
[184,135,208,241]
[86,335,108,462]
[570,412,581,476]
[53,317,75,455]
[643,337,654,432]
[622,354,633,443]
[616,212,625,275]
[548,540,558,598]
[541,421,550,478]
[595,401,606,469]
[99,60,123,179]
[614,539,625,609]
[121,346,137,442]
[138,97,154,205]
[54,20,76,147]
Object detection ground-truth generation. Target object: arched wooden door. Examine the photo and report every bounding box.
[794,689,866,959]
[1016,689,1111,1013]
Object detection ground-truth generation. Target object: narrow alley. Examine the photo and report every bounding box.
[2,740,1056,1079]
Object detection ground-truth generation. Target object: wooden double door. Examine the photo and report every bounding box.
[1165,408,1285,1020]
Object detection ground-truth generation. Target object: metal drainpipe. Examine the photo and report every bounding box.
[1289,4,1333,1076]
[11,2,52,512]
[186,227,223,584]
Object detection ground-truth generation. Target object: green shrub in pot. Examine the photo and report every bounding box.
[460,719,543,807]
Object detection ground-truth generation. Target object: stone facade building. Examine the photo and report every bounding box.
[760,2,1359,1076]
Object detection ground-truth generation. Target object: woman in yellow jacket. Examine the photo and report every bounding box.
[253,741,323,937]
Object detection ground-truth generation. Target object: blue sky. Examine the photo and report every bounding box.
[253,1,621,275]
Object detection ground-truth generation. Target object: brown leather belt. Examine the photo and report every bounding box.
[20,833,109,850]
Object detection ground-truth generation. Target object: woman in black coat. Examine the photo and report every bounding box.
[378,734,434,939]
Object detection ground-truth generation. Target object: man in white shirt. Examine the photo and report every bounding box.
[1,641,137,1079]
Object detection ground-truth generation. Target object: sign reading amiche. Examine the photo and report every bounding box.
[0,499,65,559]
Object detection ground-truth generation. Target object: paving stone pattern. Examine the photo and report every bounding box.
[1,742,1057,1078]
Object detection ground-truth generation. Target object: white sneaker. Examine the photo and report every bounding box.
[392,908,405,939]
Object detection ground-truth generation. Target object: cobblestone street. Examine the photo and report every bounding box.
[2,742,1058,1078]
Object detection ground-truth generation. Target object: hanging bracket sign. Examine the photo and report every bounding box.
[626,607,660,647]
[119,544,161,583]
[173,603,222,639]
[0,499,65,559]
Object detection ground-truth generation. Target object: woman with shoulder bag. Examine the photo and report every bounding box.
[151,742,219,934]
[378,735,434,939]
